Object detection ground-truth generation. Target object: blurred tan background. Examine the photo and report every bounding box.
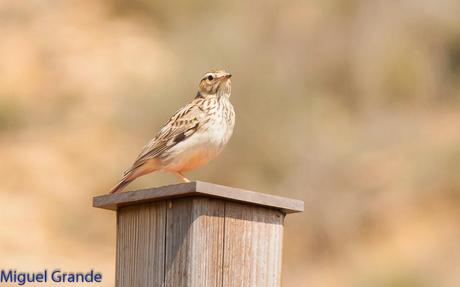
[1,0,460,286]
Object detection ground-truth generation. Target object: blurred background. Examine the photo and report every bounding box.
[1,0,460,286]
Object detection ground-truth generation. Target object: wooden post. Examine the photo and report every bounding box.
[93,181,303,287]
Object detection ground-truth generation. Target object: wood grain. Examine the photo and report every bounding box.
[93,181,304,214]
[116,202,166,287]
[165,198,225,287]
[102,186,294,287]
[222,202,284,287]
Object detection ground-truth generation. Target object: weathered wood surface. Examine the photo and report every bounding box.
[93,181,304,214]
[222,202,283,287]
[165,198,225,287]
[116,201,166,286]
[97,182,303,287]
[114,197,286,287]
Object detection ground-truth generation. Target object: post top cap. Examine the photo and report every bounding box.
[93,181,304,214]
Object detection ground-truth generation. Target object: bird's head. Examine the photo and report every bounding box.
[198,70,232,98]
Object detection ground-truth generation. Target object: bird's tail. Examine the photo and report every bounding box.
[109,161,158,194]
[109,176,133,194]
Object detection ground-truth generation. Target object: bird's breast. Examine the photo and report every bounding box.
[162,101,235,172]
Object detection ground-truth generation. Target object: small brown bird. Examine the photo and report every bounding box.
[110,70,235,193]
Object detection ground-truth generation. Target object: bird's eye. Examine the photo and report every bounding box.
[207,75,214,81]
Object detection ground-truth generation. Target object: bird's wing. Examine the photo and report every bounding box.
[125,100,205,173]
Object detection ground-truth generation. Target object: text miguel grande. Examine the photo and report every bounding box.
[0,269,102,285]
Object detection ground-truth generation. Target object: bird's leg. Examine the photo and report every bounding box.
[175,172,191,183]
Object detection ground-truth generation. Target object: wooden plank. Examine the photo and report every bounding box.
[106,188,296,286]
[94,181,304,214]
[197,181,302,214]
[165,197,225,287]
[222,202,284,287]
[116,202,166,287]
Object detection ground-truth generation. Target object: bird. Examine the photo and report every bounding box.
[109,69,235,193]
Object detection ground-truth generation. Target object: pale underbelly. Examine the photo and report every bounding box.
[161,144,223,172]
[161,111,234,173]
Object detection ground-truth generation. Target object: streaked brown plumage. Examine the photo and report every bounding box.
[110,70,235,193]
